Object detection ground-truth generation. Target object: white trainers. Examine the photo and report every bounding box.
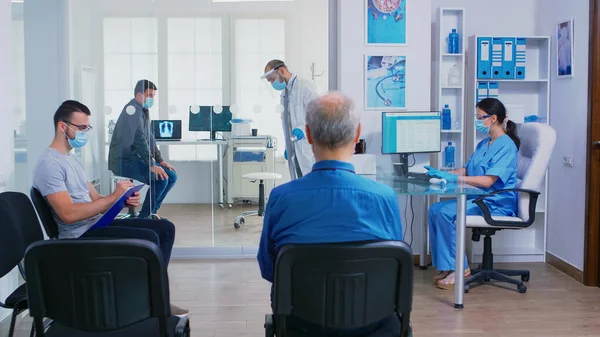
[170,304,190,317]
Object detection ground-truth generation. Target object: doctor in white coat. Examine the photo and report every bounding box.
[262,60,319,180]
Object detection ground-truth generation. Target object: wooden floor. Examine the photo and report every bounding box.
[11,260,600,337]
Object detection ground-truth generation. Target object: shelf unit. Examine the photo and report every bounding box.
[431,7,466,169]
[467,35,551,263]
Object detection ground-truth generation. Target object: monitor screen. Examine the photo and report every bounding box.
[382,111,441,154]
[151,120,182,140]
[189,106,233,132]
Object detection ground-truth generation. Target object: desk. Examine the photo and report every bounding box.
[157,140,228,207]
[376,174,485,308]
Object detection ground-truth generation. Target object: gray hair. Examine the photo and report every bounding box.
[305,92,360,149]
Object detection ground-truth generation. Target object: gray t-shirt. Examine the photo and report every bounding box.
[33,148,101,238]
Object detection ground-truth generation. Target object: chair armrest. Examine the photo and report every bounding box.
[174,315,190,337]
[265,314,274,337]
[472,188,540,228]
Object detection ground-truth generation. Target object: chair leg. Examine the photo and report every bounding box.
[494,269,530,278]
[465,270,488,286]
[258,180,265,216]
[488,271,521,285]
[8,309,18,337]
[30,321,35,337]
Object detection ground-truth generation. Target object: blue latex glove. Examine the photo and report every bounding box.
[284,150,288,160]
[438,171,458,183]
[424,166,442,177]
[292,128,305,141]
[425,166,458,182]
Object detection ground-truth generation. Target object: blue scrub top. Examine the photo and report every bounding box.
[257,160,403,282]
[466,134,518,216]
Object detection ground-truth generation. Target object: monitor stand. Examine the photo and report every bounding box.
[393,153,410,177]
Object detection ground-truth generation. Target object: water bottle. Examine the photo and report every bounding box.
[442,104,452,130]
[448,65,460,86]
[445,141,456,168]
[448,29,459,54]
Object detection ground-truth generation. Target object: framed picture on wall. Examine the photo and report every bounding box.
[557,18,574,78]
[366,0,407,45]
[365,55,406,110]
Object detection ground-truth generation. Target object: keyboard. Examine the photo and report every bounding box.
[407,172,431,182]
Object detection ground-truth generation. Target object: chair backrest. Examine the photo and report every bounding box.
[30,187,60,239]
[273,241,413,330]
[0,192,27,279]
[516,123,556,220]
[24,239,171,335]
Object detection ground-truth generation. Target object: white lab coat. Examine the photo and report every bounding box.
[281,74,319,179]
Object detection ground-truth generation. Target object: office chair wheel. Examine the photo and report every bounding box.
[517,284,527,293]
[234,217,245,229]
[228,203,233,209]
[521,274,530,282]
[464,285,470,293]
[384,99,392,106]
[219,204,224,209]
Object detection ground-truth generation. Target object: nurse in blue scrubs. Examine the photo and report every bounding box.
[425,98,520,289]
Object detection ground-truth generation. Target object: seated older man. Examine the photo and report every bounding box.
[257,92,403,336]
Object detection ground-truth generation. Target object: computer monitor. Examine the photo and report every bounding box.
[151,120,182,141]
[189,106,233,140]
[382,111,442,175]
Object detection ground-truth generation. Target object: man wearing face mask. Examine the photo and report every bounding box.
[262,60,319,180]
[109,80,177,219]
[33,100,188,316]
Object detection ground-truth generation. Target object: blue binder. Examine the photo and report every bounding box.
[477,37,492,79]
[87,184,145,231]
[502,37,516,79]
[491,37,504,78]
[515,38,527,79]
[477,82,488,104]
[488,82,499,98]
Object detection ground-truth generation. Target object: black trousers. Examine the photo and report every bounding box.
[83,218,175,266]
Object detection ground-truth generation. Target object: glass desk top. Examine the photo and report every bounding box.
[375,173,487,196]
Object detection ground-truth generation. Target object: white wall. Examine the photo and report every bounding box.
[0,0,17,324]
[537,0,589,270]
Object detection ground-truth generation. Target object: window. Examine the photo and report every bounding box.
[103,18,159,143]
[167,18,223,161]
[234,18,285,156]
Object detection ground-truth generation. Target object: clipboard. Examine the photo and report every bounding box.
[88,184,145,230]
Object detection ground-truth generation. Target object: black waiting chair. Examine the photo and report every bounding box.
[30,187,60,239]
[24,239,190,337]
[265,241,413,337]
[0,191,46,337]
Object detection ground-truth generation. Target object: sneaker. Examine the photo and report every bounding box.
[150,214,162,220]
[170,304,189,317]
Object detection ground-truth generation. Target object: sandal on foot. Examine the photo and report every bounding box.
[436,269,471,290]
[432,271,451,284]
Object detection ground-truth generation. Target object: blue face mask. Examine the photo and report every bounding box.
[143,97,154,109]
[67,130,89,148]
[475,119,489,134]
[271,81,286,91]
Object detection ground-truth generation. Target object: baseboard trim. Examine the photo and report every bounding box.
[413,254,432,266]
[546,251,583,284]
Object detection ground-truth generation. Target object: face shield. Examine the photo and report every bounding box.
[261,64,287,92]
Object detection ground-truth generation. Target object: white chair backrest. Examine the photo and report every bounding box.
[515,123,556,220]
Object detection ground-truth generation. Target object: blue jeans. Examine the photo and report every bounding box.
[82,218,176,266]
[117,160,177,218]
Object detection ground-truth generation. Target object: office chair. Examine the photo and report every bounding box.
[233,172,282,229]
[0,192,47,337]
[265,241,413,337]
[466,123,556,293]
[24,239,190,337]
[30,187,60,239]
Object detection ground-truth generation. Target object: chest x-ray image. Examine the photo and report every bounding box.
[159,121,174,138]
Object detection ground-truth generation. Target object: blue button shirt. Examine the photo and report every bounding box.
[257,160,403,282]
